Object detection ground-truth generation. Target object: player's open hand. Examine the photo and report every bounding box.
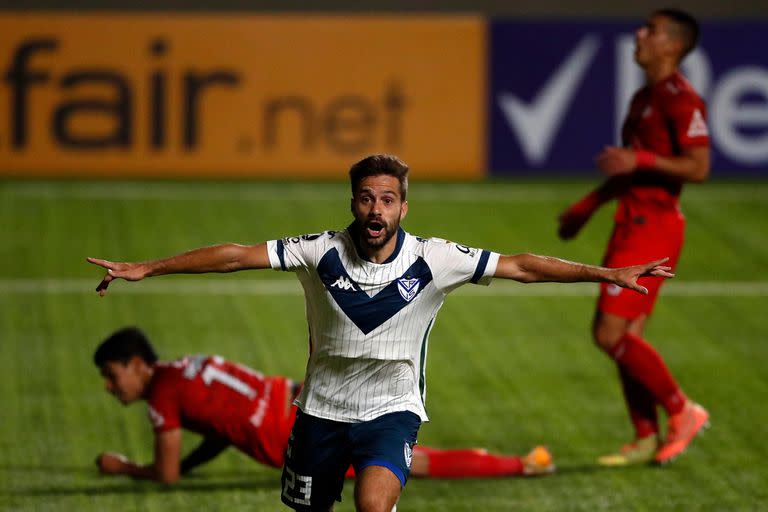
[96,452,129,475]
[596,146,636,176]
[87,258,146,296]
[611,257,675,294]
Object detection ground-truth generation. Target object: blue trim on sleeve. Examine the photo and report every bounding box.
[470,250,491,284]
[276,239,286,271]
[356,459,407,487]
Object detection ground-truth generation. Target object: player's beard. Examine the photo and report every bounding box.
[356,217,398,250]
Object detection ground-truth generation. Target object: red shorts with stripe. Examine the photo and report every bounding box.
[598,205,685,320]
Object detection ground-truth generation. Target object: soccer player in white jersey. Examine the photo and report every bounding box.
[88,154,674,512]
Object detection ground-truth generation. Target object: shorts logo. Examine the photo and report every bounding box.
[397,278,420,302]
[606,284,622,296]
[404,442,413,468]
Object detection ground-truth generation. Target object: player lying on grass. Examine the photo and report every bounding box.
[94,327,555,484]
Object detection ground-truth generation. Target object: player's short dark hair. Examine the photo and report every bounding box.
[654,8,700,59]
[93,327,158,367]
[349,154,409,201]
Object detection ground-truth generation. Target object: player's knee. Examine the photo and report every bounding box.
[592,323,623,352]
[354,494,396,512]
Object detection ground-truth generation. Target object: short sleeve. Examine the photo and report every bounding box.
[267,232,333,272]
[147,374,181,433]
[668,94,709,149]
[424,238,499,294]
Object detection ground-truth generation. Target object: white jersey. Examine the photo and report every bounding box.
[266,227,499,422]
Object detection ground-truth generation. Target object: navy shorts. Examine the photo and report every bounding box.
[280,409,421,511]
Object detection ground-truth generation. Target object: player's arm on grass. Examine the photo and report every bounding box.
[180,436,230,475]
[494,254,674,295]
[87,243,270,296]
[596,145,709,183]
[96,428,182,484]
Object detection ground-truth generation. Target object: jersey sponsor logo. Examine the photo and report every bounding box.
[331,275,357,291]
[397,277,420,302]
[606,284,622,296]
[148,405,165,428]
[454,243,478,257]
[687,109,708,138]
[404,442,413,468]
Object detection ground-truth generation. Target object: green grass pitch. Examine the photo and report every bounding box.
[1,179,766,511]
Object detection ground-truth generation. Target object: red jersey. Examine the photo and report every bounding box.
[619,71,709,214]
[147,355,296,468]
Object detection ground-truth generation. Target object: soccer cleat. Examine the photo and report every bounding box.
[597,435,658,466]
[522,445,555,476]
[654,401,709,465]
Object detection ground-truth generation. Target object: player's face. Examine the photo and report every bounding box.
[100,359,146,404]
[351,174,408,251]
[634,15,678,67]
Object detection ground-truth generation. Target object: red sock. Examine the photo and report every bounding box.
[416,446,524,478]
[618,365,658,438]
[609,332,686,416]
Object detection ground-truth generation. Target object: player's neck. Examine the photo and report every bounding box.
[644,60,678,85]
[359,237,398,264]
[350,224,401,264]
[140,365,156,399]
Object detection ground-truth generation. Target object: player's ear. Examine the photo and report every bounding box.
[129,355,147,374]
[400,200,408,221]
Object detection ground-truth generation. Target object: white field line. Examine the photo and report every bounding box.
[1,278,768,297]
[2,183,766,202]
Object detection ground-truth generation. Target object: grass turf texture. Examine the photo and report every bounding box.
[1,180,766,511]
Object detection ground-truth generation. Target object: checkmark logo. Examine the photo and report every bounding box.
[498,35,600,166]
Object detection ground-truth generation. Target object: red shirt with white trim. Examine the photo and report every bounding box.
[146,355,295,467]
[619,70,709,213]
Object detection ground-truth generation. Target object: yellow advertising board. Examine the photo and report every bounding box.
[0,14,485,179]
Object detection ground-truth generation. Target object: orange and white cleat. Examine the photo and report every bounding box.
[597,435,658,466]
[522,445,556,476]
[654,401,710,465]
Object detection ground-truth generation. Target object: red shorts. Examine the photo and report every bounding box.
[243,377,299,468]
[598,207,685,320]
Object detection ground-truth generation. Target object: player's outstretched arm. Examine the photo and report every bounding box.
[87,243,270,296]
[495,254,674,294]
[95,429,183,484]
[180,437,230,475]
[558,176,631,240]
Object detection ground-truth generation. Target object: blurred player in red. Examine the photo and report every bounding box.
[558,9,710,465]
[94,327,554,483]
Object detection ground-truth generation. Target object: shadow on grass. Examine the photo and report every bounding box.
[11,475,279,497]
[0,464,93,475]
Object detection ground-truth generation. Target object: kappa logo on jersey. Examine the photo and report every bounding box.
[397,278,421,302]
[331,276,357,291]
[686,109,708,138]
